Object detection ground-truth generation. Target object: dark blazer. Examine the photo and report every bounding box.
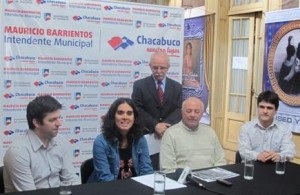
[131,76,182,133]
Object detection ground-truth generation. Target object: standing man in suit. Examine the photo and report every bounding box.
[131,51,182,139]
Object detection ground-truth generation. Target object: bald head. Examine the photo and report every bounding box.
[149,51,170,81]
[150,51,170,65]
[182,97,204,130]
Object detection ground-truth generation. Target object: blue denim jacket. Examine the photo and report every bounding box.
[88,134,153,182]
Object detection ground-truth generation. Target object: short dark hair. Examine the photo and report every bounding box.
[102,98,144,144]
[257,91,279,110]
[27,95,62,130]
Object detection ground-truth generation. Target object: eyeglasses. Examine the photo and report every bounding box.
[150,65,169,70]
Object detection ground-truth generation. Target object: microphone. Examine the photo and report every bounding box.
[176,167,205,188]
[186,175,229,195]
[176,168,229,195]
[177,167,191,184]
[186,174,206,189]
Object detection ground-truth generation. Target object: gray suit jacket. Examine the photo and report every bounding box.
[131,76,182,133]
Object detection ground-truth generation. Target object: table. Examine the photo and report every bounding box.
[2,162,300,195]
[179,161,300,195]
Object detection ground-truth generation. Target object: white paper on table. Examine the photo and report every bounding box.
[144,134,161,155]
[132,174,186,190]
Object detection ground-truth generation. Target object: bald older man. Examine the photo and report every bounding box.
[131,51,182,138]
[160,97,226,172]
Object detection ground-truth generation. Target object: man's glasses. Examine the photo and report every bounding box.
[150,65,169,70]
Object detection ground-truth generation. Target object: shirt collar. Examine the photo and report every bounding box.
[254,118,278,130]
[153,76,166,86]
[28,130,57,151]
[180,121,199,132]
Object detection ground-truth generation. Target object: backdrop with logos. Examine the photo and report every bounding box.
[264,8,300,133]
[0,0,184,175]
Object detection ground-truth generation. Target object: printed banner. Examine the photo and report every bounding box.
[0,0,184,174]
[183,16,210,124]
[264,8,300,133]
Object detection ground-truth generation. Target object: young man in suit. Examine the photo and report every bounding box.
[131,51,182,139]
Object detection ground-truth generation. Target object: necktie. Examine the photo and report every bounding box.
[157,81,164,104]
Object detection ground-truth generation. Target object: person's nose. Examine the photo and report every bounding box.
[263,107,268,113]
[122,113,130,120]
[190,111,196,118]
[156,68,162,74]
[56,119,62,127]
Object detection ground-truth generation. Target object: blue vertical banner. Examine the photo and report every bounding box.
[264,8,300,133]
[183,16,210,124]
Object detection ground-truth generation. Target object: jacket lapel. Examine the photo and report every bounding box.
[163,78,172,103]
[146,76,160,105]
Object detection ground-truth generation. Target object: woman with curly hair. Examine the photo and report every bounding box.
[88,98,153,182]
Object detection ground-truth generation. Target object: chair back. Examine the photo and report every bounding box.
[0,166,4,193]
[235,151,242,163]
[80,158,94,184]
[150,153,160,171]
